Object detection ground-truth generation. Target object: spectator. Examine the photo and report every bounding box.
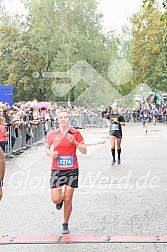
[0,117,9,152]
[3,108,18,150]
[0,147,5,200]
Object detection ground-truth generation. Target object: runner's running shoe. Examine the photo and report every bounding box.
[117,159,121,165]
[62,223,70,234]
[56,200,63,210]
[111,160,116,165]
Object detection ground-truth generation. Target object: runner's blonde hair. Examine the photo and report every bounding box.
[57,108,70,118]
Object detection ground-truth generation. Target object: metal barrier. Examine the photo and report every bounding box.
[70,113,108,128]
[4,120,53,158]
[3,110,135,157]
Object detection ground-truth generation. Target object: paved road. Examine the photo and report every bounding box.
[0,122,167,251]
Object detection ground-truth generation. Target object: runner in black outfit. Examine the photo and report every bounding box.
[107,103,125,165]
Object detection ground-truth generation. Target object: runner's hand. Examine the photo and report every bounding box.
[113,118,119,123]
[66,134,76,144]
[52,151,59,158]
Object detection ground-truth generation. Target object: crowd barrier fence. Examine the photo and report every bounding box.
[3,111,166,158]
[3,113,108,157]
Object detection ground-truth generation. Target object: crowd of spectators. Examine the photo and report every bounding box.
[0,95,166,155]
[0,101,108,154]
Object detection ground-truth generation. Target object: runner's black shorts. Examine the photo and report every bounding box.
[50,169,79,189]
[109,132,122,138]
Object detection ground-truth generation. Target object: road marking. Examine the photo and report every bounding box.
[0,235,167,244]
[62,236,107,243]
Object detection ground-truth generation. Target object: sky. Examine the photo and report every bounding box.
[98,0,143,33]
[4,0,163,34]
[98,0,163,33]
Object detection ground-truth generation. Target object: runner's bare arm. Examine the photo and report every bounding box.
[119,121,125,126]
[45,143,59,158]
[66,134,87,155]
[75,141,87,155]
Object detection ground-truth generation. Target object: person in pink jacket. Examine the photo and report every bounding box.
[0,147,5,200]
[0,117,9,152]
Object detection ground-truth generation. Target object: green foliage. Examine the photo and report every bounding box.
[25,0,112,103]
[143,0,167,24]
[1,0,166,105]
[131,4,167,92]
[0,0,135,105]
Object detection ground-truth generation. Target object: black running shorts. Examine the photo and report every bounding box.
[109,131,122,138]
[50,169,79,189]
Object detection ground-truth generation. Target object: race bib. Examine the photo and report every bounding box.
[111,124,119,130]
[57,156,74,168]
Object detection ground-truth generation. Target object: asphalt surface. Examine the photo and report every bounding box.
[0,122,167,251]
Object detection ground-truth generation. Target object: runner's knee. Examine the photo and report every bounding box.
[64,196,72,207]
[52,195,62,204]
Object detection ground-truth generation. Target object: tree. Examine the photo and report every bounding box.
[143,0,167,24]
[131,4,166,92]
[25,0,112,105]
[0,22,46,101]
[1,0,139,105]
